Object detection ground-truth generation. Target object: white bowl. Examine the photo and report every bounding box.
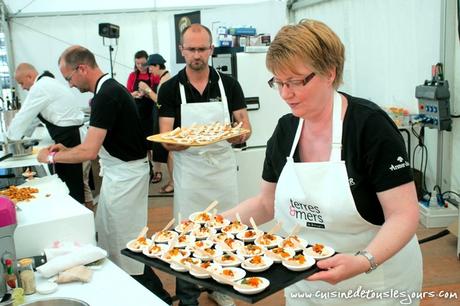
[265,247,295,263]
[303,245,335,260]
[210,232,234,244]
[215,238,244,253]
[221,222,248,235]
[170,257,202,272]
[161,248,190,263]
[213,253,243,267]
[189,262,221,279]
[152,230,179,244]
[176,234,196,248]
[282,254,316,271]
[126,238,152,253]
[189,212,213,224]
[212,267,246,284]
[174,221,200,234]
[142,243,169,258]
[278,236,309,252]
[191,227,217,240]
[192,247,223,261]
[254,234,283,249]
[237,244,266,258]
[187,239,214,250]
[233,277,270,295]
[241,255,273,272]
[236,229,263,242]
[206,215,231,230]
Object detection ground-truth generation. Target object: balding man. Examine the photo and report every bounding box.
[7,63,86,204]
[37,46,172,305]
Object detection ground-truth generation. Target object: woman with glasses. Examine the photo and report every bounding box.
[126,50,162,184]
[224,19,422,305]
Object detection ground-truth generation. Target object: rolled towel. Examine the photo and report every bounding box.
[36,245,107,278]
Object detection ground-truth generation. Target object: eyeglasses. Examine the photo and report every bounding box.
[268,72,316,91]
[182,46,211,53]
[64,66,80,82]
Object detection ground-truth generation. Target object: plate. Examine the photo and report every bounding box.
[237,244,265,258]
[174,221,200,234]
[215,238,244,253]
[147,127,251,147]
[189,262,221,279]
[303,244,335,260]
[233,277,270,295]
[191,227,216,240]
[254,234,283,249]
[241,255,273,272]
[206,215,231,230]
[152,230,179,244]
[278,236,309,252]
[187,239,214,250]
[265,247,295,263]
[192,247,223,261]
[170,257,202,272]
[282,254,316,271]
[221,222,248,235]
[176,234,196,248]
[213,253,243,267]
[189,212,213,224]
[212,267,246,284]
[142,243,169,258]
[126,238,152,253]
[236,229,263,242]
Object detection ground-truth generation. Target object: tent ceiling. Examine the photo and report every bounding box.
[3,0,282,17]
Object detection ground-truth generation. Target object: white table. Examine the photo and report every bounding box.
[25,259,168,306]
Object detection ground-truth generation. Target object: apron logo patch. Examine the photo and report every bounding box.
[389,156,409,171]
[348,178,355,186]
[289,199,325,229]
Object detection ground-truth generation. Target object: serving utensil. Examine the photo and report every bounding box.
[267,221,282,235]
[249,217,258,231]
[203,200,218,213]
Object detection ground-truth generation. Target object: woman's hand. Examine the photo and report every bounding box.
[138,81,151,94]
[306,253,370,285]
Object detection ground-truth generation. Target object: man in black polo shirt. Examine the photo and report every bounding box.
[37,45,171,305]
[158,24,251,306]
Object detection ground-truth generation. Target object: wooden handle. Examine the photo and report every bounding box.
[249,217,258,231]
[236,213,242,223]
[268,221,282,235]
[203,200,218,213]
[136,226,148,239]
[161,218,175,232]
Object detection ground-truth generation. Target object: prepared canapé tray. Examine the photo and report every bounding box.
[147,121,250,147]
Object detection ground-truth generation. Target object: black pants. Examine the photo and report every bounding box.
[131,265,172,305]
[52,162,84,203]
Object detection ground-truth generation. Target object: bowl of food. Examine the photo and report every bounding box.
[221,221,248,235]
[236,229,263,242]
[233,277,270,295]
[152,230,179,244]
[254,233,283,249]
[142,243,168,258]
[191,227,216,240]
[282,254,315,271]
[213,253,243,267]
[174,220,200,234]
[170,257,202,272]
[303,243,335,260]
[215,237,244,253]
[206,214,230,230]
[192,247,222,261]
[237,244,265,258]
[189,212,212,224]
[189,262,221,279]
[126,237,151,253]
[161,248,190,263]
[279,235,308,252]
[212,267,246,284]
[265,247,295,263]
[241,255,273,272]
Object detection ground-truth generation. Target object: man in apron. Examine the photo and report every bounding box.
[223,20,423,305]
[7,63,87,205]
[37,46,172,305]
[158,24,251,306]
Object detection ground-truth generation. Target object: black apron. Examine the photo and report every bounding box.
[151,71,169,163]
[133,72,154,150]
[36,72,84,203]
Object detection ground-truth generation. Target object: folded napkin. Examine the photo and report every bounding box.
[56,265,93,283]
[37,245,107,278]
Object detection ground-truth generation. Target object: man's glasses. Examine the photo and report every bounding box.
[64,66,80,82]
[182,46,211,54]
[268,72,316,91]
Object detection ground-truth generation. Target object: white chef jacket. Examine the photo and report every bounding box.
[7,75,84,140]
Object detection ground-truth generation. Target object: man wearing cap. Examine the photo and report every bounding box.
[138,54,174,194]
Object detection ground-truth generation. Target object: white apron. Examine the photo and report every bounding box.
[94,75,149,275]
[274,92,422,306]
[173,71,238,219]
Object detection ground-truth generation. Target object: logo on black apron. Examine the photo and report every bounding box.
[289,199,325,229]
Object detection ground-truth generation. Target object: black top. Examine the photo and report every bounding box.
[158,67,246,127]
[262,92,413,225]
[90,77,146,161]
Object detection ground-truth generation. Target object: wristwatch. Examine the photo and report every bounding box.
[47,151,57,164]
[355,250,378,273]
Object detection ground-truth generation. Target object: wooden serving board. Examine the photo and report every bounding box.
[147,128,250,147]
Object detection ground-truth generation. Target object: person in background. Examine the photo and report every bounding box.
[223,19,422,305]
[138,54,174,194]
[7,63,90,206]
[37,46,172,305]
[158,24,251,306]
[126,50,162,184]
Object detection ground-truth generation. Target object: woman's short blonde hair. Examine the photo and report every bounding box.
[266,19,344,89]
